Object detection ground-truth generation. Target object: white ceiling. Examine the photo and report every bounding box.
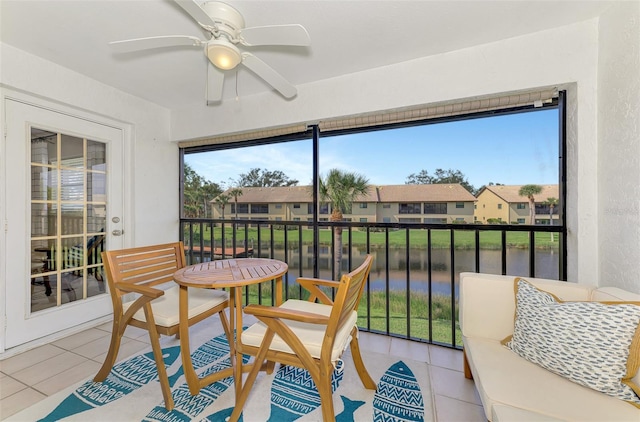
[1,0,615,110]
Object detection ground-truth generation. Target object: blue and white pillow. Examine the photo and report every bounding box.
[503,278,640,406]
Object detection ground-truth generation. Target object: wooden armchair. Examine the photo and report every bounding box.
[94,242,231,410]
[230,255,376,422]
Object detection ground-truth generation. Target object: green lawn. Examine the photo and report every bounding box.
[185,225,561,250]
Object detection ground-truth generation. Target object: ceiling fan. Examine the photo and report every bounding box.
[109,0,311,103]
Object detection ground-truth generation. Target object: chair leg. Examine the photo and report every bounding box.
[349,329,376,389]
[317,369,336,422]
[93,318,124,382]
[143,306,175,411]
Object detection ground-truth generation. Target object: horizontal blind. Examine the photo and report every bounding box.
[178,88,556,148]
[318,88,557,132]
[178,124,308,148]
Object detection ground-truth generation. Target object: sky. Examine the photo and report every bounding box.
[185,108,559,191]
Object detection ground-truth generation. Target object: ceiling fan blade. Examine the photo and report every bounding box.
[109,36,203,53]
[206,62,225,104]
[174,0,216,27]
[241,53,297,99]
[240,24,311,47]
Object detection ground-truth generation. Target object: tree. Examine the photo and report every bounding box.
[214,193,231,219]
[319,169,369,279]
[228,187,244,219]
[544,197,559,241]
[518,184,543,224]
[405,168,475,194]
[237,168,298,187]
[183,163,222,218]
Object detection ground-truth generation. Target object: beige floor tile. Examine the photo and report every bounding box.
[95,321,113,332]
[358,332,391,354]
[33,360,102,396]
[0,376,28,399]
[10,352,88,387]
[71,334,132,359]
[0,387,46,420]
[390,338,431,363]
[429,345,463,372]
[91,339,150,366]
[0,345,65,375]
[433,394,486,422]
[430,365,482,405]
[51,328,110,351]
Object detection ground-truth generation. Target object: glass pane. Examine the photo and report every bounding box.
[60,169,84,201]
[61,209,83,235]
[87,172,106,202]
[31,203,57,237]
[60,134,84,168]
[60,271,81,304]
[87,205,106,233]
[31,128,57,164]
[61,237,84,269]
[31,273,56,312]
[87,140,106,170]
[31,166,57,200]
[31,239,55,276]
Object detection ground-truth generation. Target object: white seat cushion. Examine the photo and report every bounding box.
[241,299,357,362]
[123,284,228,327]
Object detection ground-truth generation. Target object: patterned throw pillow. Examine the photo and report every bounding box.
[503,278,640,406]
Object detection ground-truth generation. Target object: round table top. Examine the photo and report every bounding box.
[173,258,288,289]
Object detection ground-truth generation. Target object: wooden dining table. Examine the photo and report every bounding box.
[173,258,288,399]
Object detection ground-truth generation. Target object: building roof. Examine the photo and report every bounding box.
[215,184,476,204]
[377,184,476,202]
[480,185,559,203]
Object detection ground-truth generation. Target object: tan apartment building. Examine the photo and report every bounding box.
[475,185,559,224]
[211,184,476,224]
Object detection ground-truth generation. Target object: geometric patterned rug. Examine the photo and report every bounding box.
[8,328,433,422]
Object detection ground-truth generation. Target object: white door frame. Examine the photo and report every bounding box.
[0,88,134,354]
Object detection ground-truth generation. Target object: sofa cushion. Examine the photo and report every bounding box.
[464,336,640,421]
[503,278,640,406]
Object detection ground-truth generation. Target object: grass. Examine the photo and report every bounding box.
[241,282,462,347]
[185,225,561,250]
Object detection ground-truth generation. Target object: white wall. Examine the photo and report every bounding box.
[0,43,178,247]
[597,1,640,293]
[172,20,604,287]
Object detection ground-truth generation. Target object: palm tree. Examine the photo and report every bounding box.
[518,184,543,225]
[319,169,369,279]
[214,194,231,219]
[228,187,243,220]
[544,197,559,241]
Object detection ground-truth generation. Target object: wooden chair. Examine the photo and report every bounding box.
[94,241,231,410]
[230,254,376,422]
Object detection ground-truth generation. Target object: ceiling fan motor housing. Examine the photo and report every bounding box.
[201,1,245,34]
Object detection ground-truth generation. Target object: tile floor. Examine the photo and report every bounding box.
[0,320,485,421]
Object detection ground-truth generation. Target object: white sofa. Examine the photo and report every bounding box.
[459,272,640,421]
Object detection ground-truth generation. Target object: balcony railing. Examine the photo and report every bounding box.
[180,218,565,349]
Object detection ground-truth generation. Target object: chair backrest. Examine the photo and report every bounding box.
[324,255,373,348]
[101,242,186,303]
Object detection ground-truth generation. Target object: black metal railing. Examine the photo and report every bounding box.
[180,218,565,349]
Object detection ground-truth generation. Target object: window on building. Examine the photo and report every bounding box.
[382,204,391,209]
[359,203,368,209]
[399,203,421,214]
[231,203,249,214]
[498,204,503,209]
[382,217,391,223]
[359,218,368,222]
[517,203,526,209]
[251,204,269,214]
[293,203,300,209]
[517,218,525,224]
[319,203,329,214]
[424,218,447,224]
[275,204,282,209]
[399,218,421,223]
[424,203,447,214]
[456,202,464,208]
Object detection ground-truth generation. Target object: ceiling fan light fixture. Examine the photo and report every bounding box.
[207,39,242,70]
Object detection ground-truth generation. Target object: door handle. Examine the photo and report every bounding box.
[112,229,124,236]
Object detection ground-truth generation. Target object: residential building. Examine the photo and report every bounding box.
[212,184,476,224]
[475,185,559,224]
